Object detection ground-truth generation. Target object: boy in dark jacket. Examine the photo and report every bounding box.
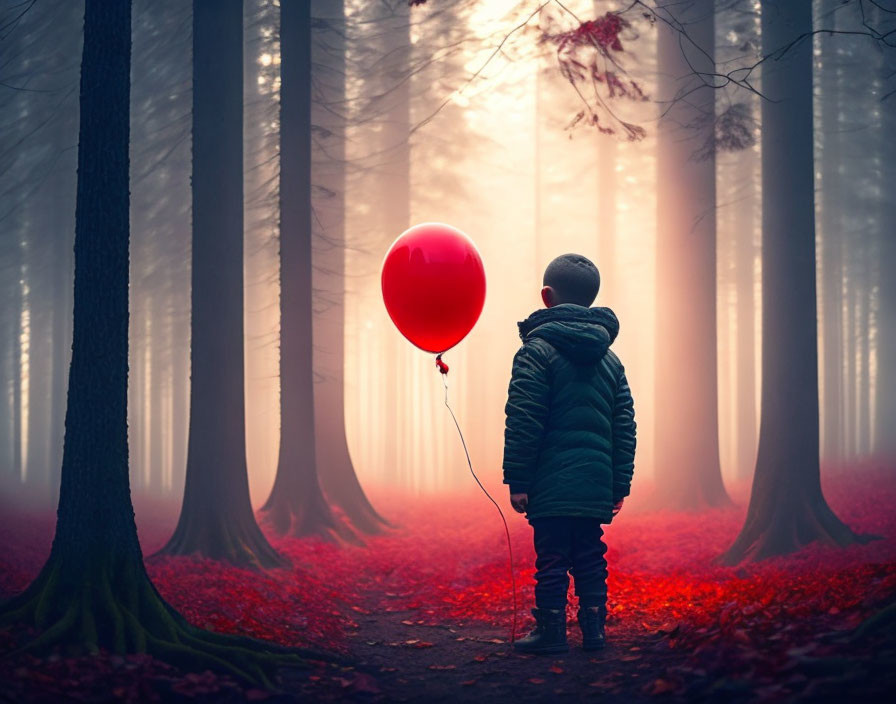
[503,253,636,654]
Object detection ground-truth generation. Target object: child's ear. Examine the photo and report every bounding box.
[541,286,555,308]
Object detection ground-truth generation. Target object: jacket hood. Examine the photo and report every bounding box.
[518,304,619,365]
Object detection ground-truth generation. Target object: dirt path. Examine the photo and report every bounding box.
[330,608,678,702]
[282,566,692,704]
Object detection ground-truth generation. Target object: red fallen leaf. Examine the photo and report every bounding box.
[461,679,477,686]
[549,665,564,674]
[428,664,457,671]
[347,673,381,694]
[732,629,751,644]
[647,677,680,695]
[401,620,415,625]
[413,641,434,648]
[528,678,545,684]
[2,466,895,703]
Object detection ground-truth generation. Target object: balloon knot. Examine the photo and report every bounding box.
[435,354,449,375]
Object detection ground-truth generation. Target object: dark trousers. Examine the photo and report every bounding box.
[531,516,608,610]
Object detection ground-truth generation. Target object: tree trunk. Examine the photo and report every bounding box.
[733,142,758,481]
[873,7,896,458]
[0,234,21,483]
[170,307,189,496]
[373,1,412,492]
[260,0,347,540]
[0,273,12,478]
[49,169,74,503]
[819,7,844,463]
[129,294,146,491]
[310,0,388,534]
[145,258,171,495]
[25,258,51,488]
[598,135,616,304]
[721,0,867,564]
[160,0,283,569]
[654,0,730,509]
[148,292,164,493]
[843,254,856,456]
[0,2,316,684]
[857,245,870,456]
[534,59,546,283]
[12,246,23,483]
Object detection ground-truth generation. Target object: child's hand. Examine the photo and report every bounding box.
[510,493,528,513]
[612,499,624,516]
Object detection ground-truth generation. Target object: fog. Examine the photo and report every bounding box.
[2,0,889,514]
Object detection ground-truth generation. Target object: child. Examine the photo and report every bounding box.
[503,253,636,654]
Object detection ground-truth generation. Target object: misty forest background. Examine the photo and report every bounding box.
[1,0,893,545]
[0,0,894,699]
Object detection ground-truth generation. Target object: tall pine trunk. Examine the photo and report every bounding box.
[29,273,51,490]
[598,136,616,304]
[0,271,12,478]
[148,291,164,492]
[260,0,346,539]
[160,0,283,568]
[373,1,411,490]
[0,235,21,483]
[721,0,866,563]
[12,245,23,483]
[170,306,189,496]
[654,0,730,509]
[873,7,896,459]
[1,6,323,680]
[26,219,51,489]
[818,3,845,463]
[311,0,387,534]
[49,168,74,502]
[733,144,758,481]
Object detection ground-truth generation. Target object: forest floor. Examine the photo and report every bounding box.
[1,460,895,703]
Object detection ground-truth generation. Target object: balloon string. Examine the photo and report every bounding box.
[439,367,518,645]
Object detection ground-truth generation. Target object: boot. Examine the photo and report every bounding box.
[577,605,606,651]
[513,608,568,655]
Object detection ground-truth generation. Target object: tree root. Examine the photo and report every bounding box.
[155,509,287,570]
[318,446,394,535]
[719,492,875,565]
[0,558,344,689]
[260,470,368,546]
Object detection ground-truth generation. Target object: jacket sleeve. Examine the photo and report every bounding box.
[611,368,636,502]
[502,343,550,494]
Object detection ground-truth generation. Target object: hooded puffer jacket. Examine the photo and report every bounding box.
[501,304,636,523]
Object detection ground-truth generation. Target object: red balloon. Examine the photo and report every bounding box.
[381,223,486,354]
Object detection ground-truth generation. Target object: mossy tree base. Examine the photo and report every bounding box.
[157,508,288,570]
[720,492,875,565]
[261,462,364,546]
[320,452,393,536]
[0,555,331,688]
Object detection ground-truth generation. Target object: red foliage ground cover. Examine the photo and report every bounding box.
[1,461,894,701]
